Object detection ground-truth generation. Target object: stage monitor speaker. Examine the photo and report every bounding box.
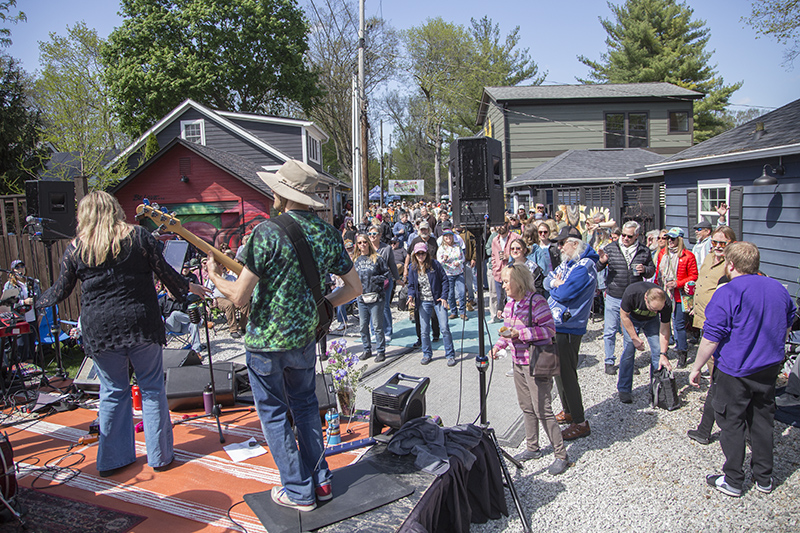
[25,180,77,240]
[315,373,337,411]
[166,363,235,411]
[449,136,505,229]
[162,348,202,375]
[74,357,101,394]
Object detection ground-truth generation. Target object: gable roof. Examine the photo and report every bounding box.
[111,137,274,198]
[507,148,666,187]
[216,110,329,143]
[477,82,703,125]
[648,98,800,171]
[107,99,302,170]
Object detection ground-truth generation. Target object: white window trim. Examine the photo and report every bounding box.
[181,119,206,145]
[308,135,321,164]
[698,178,730,224]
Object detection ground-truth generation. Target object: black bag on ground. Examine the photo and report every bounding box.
[397,284,409,311]
[650,367,680,411]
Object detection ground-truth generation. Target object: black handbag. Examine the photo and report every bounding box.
[272,214,335,345]
[650,367,680,411]
[526,295,560,378]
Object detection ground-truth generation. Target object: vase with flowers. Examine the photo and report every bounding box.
[324,339,362,417]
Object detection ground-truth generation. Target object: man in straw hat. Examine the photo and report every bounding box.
[207,159,361,511]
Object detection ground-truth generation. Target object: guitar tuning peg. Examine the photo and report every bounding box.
[151,203,160,211]
[170,211,177,217]
[161,206,169,213]
[143,198,151,206]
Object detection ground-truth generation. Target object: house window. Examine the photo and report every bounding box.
[698,180,729,225]
[669,111,690,133]
[604,112,649,148]
[308,136,321,164]
[181,119,206,145]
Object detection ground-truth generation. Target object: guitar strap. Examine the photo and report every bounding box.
[272,213,326,310]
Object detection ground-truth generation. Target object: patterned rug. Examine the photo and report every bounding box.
[3,487,146,533]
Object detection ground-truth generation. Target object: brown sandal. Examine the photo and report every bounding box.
[562,422,591,441]
[555,411,573,424]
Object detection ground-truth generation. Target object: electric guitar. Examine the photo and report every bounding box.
[135,200,243,275]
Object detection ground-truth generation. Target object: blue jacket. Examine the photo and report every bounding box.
[408,260,449,303]
[545,245,599,335]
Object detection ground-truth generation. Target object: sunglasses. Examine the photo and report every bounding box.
[621,233,636,239]
[415,251,427,255]
[658,236,667,240]
[357,241,369,245]
[538,230,549,235]
[668,236,679,241]
[711,240,729,248]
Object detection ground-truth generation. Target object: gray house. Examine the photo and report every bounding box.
[475,82,703,193]
[646,98,800,296]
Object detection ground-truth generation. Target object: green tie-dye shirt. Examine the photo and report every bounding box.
[242,210,353,352]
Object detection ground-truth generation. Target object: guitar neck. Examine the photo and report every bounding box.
[176,229,243,276]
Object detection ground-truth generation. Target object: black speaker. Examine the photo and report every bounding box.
[25,180,77,240]
[315,373,337,411]
[162,348,202,374]
[165,363,235,411]
[74,357,101,394]
[449,136,505,229]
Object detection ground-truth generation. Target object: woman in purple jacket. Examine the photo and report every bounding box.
[489,264,568,475]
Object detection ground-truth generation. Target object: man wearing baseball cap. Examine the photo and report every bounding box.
[692,220,713,266]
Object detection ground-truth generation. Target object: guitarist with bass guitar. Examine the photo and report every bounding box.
[206,160,360,511]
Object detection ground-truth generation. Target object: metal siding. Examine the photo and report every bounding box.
[226,118,303,159]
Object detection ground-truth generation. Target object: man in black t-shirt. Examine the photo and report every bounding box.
[617,282,673,403]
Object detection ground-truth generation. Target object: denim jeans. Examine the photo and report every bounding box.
[447,273,466,316]
[92,342,173,471]
[383,279,394,338]
[336,303,348,324]
[672,300,688,351]
[165,310,201,350]
[465,264,476,302]
[603,295,622,365]
[494,280,506,312]
[358,299,385,356]
[419,300,455,360]
[617,317,662,393]
[247,342,331,505]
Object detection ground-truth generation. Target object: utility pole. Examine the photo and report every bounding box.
[351,75,361,221]
[379,119,384,208]
[358,0,368,211]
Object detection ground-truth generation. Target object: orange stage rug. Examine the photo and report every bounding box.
[4,405,372,532]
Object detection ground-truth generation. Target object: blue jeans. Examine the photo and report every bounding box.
[617,318,662,393]
[419,300,455,360]
[465,264,476,302]
[672,300,688,351]
[383,280,394,338]
[165,311,201,350]
[336,303,348,324]
[603,295,622,365]
[358,299,385,356]
[247,342,330,505]
[92,342,173,471]
[447,273,466,316]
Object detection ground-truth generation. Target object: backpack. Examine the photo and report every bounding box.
[650,367,680,411]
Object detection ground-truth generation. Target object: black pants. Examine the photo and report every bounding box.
[415,305,439,341]
[696,368,717,437]
[713,364,781,490]
[553,332,586,424]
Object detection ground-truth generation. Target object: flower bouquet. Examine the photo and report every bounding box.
[324,339,362,416]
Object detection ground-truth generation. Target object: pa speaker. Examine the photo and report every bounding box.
[162,348,202,374]
[449,136,505,229]
[25,180,76,240]
[74,357,101,394]
[165,363,235,411]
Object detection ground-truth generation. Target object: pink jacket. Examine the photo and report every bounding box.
[493,292,555,365]
[491,232,521,282]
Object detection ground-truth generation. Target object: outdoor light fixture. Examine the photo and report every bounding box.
[754,163,784,186]
[180,175,190,183]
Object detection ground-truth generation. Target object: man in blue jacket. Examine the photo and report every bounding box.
[545,232,599,441]
[690,242,795,498]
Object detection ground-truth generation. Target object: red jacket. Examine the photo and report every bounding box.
[655,248,698,304]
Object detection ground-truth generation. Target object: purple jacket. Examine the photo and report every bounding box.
[703,274,796,377]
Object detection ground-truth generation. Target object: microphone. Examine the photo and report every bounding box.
[187,294,202,324]
[26,216,57,224]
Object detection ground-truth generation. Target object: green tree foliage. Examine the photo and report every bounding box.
[103,0,323,136]
[143,133,160,160]
[403,17,542,201]
[0,54,41,195]
[305,0,398,180]
[578,0,741,142]
[382,91,435,198]
[744,0,800,67]
[35,23,129,189]
[0,0,25,47]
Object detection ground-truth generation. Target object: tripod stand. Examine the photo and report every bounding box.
[469,220,532,533]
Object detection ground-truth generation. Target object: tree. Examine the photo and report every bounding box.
[103,0,323,136]
[304,0,399,180]
[0,0,25,47]
[35,22,129,189]
[382,91,436,197]
[578,0,741,142]
[0,54,42,195]
[744,0,800,67]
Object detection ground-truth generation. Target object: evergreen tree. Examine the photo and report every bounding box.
[578,0,741,142]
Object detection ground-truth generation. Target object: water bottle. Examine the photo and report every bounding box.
[131,384,142,411]
[325,408,341,445]
[203,384,213,414]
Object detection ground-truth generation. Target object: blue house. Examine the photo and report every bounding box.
[646,98,800,296]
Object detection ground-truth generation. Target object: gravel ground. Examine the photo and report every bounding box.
[204,310,800,532]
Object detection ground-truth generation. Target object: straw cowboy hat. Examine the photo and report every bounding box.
[257,160,325,209]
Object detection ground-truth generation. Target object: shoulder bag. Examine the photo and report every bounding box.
[526,295,560,378]
[272,214,335,345]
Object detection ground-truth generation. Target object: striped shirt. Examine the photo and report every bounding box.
[493,292,556,365]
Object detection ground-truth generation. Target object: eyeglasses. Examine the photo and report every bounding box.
[538,230,549,235]
[711,240,729,248]
[357,241,369,245]
[415,251,427,255]
[668,236,679,241]
[621,233,636,239]
[658,236,667,240]
[367,232,378,236]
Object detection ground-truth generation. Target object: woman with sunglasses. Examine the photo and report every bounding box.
[353,235,389,362]
[407,242,456,366]
[508,239,545,296]
[525,222,556,276]
[685,226,737,445]
[655,227,698,368]
[437,228,467,320]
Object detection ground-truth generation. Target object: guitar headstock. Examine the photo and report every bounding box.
[136,199,182,231]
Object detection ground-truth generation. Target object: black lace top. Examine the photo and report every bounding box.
[37,226,189,356]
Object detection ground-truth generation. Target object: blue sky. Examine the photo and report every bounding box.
[6,0,798,112]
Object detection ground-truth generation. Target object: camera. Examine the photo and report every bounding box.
[562,310,572,322]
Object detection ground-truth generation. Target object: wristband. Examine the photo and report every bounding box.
[659,352,667,356]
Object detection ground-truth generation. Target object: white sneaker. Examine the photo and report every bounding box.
[331,321,345,332]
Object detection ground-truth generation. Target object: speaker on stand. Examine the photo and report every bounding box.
[449,136,505,230]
